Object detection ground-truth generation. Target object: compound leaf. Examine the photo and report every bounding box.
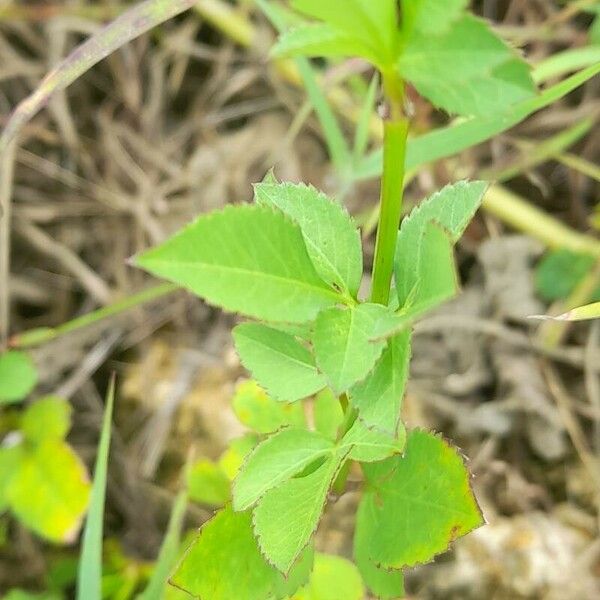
[233,428,334,511]
[361,429,484,569]
[136,205,342,323]
[395,181,487,307]
[0,351,37,404]
[255,182,363,297]
[291,553,365,600]
[7,439,90,543]
[219,434,259,481]
[313,304,388,395]
[232,380,306,434]
[171,507,312,600]
[398,15,535,117]
[234,323,326,403]
[21,397,71,443]
[253,454,345,574]
[340,419,406,463]
[349,331,411,434]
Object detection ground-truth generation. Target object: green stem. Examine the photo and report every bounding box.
[9,283,179,348]
[370,117,408,305]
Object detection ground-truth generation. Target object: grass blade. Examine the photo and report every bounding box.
[138,489,188,600]
[355,63,600,181]
[76,375,116,600]
[0,0,197,154]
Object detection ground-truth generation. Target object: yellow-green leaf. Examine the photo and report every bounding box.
[0,351,37,404]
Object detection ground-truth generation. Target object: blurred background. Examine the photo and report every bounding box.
[0,0,599,598]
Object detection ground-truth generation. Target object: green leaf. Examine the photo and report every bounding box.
[272,23,379,65]
[533,301,600,322]
[77,377,115,599]
[233,428,334,511]
[255,182,363,297]
[402,0,467,35]
[313,304,388,395]
[0,351,37,404]
[186,459,230,506]
[340,419,406,463]
[136,205,342,323]
[290,0,399,67]
[21,397,71,443]
[314,389,343,440]
[234,323,327,402]
[253,453,345,573]
[7,439,90,544]
[0,445,23,512]
[398,15,536,117]
[360,429,484,569]
[395,181,487,307]
[291,553,365,600]
[354,497,405,600]
[218,433,259,480]
[397,221,459,316]
[535,250,600,302]
[233,380,306,434]
[171,506,313,600]
[349,331,411,434]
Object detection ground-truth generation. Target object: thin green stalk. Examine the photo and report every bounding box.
[370,117,409,305]
[10,283,179,349]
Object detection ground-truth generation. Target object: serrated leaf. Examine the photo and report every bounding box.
[233,380,306,434]
[233,428,334,511]
[136,205,342,323]
[349,331,411,434]
[314,389,344,440]
[0,351,37,404]
[7,439,90,543]
[313,304,388,395]
[398,15,536,117]
[291,0,399,67]
[395,181,487,307]
[272,23,379,64]
[186,459,230,506]
[255,182,363,297]
[253,453,346,574]
[290,553,365,600]
[21,397,71,443]
[361,429,484,569]
[402,0,467,36]
[234,323,326,403]
[535,249,600,302]
[354,497,405,600]
[171,507,313,600]
[340,419,406,463]
[219,433,259,480]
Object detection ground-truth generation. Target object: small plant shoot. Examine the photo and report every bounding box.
[131,1,539,596]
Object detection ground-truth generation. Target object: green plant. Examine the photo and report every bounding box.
[125,2,550,597]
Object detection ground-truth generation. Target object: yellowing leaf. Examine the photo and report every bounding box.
[232,380,306,434]
[360,429,484,569]
[21,396,71,442]
[186,459,230,506]
[7,439,90,543]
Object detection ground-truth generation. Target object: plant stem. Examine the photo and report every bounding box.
[370,79,408,305]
